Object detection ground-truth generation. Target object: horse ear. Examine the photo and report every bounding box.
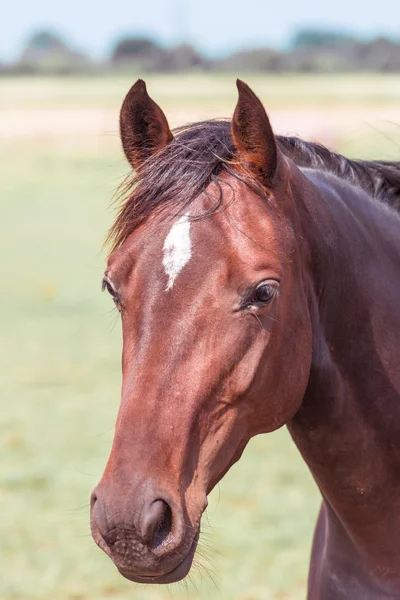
[232,79,278,182]
[119,79,173,170]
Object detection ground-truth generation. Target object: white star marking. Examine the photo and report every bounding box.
[162,215,192,291]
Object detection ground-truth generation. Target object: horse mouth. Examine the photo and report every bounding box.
[117,533,199,584]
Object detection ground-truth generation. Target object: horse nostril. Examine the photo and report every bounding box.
[152,501,172,549]
[141,499,173,549]
[90,491,98,509]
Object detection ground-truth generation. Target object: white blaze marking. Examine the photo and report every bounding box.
[162,215,192,290]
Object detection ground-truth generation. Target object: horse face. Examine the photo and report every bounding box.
[91,81,312,583]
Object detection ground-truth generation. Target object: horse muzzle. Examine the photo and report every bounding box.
[90,485,201,583]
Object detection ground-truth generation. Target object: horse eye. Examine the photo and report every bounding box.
[247,282,278,308]
[102,278,121,311]
[255,284,274,303]
[105,282,115,297]
[102,279,115,297]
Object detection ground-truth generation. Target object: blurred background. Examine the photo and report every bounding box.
[1,1,399,599]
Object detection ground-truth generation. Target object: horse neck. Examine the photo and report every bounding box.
[287,167,400,565]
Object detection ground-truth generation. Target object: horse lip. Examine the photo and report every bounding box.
[91,519,112,558]
[117,533,199,584]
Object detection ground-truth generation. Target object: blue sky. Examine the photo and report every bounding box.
[2,0,400,61]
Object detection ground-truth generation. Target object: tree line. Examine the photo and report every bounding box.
[2,28,400,75]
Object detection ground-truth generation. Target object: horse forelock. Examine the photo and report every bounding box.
[107,120,238,253]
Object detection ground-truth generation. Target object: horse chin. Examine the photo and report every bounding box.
[117,533,199,585]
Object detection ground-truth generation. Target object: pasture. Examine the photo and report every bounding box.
[1,74,399,600]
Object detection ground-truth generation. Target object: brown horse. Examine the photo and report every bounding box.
[91,79,400,599]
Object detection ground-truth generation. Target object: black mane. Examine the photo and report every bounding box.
[109,119,400,250]
[278,136,400,210]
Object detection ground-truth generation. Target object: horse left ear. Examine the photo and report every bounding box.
[232,79,278,182]
[119,79,174,171]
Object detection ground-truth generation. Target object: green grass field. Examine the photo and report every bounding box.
[1,74,399,600]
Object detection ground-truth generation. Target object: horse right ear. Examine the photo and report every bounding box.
[232,79,278,183]
[119,79,173,171]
